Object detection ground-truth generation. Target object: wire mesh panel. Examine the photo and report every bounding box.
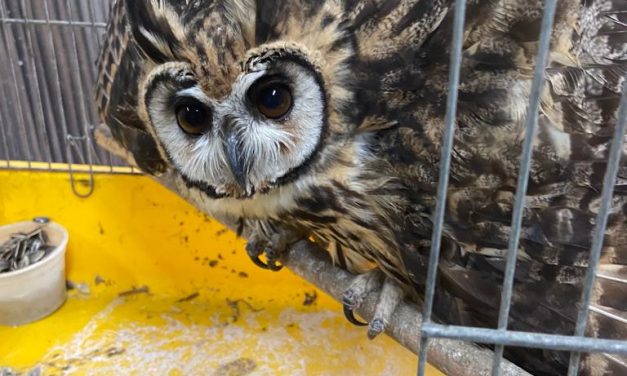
[417,0,627,375]
[0,0,127,172]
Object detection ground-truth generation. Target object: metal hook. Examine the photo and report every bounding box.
[65,134,95,198]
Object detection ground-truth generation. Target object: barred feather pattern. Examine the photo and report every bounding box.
[96,1,626,375]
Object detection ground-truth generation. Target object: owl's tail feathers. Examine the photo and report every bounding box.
[546,0,626,139]
[571,0,627,67]
[587,263,627,374]
[564,1,627,369]
[545,62,626,138]
[578,206,627,374]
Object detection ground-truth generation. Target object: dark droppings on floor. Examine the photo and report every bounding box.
[212,358,256,376]
[303,290,318,306]
[105,347,125,357]
[118,285,150,297]
[175,292,200,303]
[226,299,263,322]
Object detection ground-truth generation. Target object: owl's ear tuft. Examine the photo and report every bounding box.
[124,0,181,63]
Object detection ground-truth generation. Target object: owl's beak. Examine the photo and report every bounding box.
[223,121,248,190]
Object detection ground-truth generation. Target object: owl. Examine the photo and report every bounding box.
[95,0,626,375]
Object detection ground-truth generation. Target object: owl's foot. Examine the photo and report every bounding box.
[367,277,404,339]
[342,269,384,326]
[342,270,405,339]
[245,233,285,271]
[245,225,299,271]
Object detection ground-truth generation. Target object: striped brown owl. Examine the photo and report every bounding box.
[95,0,626,375]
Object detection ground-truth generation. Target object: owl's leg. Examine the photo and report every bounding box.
[342,269,384,326]
[245,221,300,271]
[367,277,405,339]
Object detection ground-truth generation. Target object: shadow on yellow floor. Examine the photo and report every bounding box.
[0,169,441,375]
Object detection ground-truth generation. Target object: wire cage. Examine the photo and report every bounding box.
[0,1,626,375]
[0,0,136,199]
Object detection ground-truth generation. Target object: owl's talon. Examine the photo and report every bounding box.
[367,277,405,340]
[343,304,368,326]
[250,254,276,270]
[265,256,284,271]
[367,318,385,339]
[265,246,284,271]
[245,242,284,271]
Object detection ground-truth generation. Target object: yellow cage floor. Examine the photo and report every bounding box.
[0,169,441,375]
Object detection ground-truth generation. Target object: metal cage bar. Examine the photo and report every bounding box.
[0,18,107,28]
[86,0,115,173]
[40,0,87,173]
[0,31,12,168]
[491,1,557,374]
[0,1,33,169]
[417,0,467,374]
[421,324,627,354]
[63,0,95,197]
[19,0,54,170]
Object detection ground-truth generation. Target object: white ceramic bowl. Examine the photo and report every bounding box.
[0,220,69,326]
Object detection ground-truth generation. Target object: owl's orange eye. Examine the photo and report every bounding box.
[251,79,293,120]
[175,99,212,135]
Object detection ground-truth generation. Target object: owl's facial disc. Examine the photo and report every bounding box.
[142,57,326,198]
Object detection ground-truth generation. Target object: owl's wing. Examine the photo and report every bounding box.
[352,0,626,374]
[95,0,166,174]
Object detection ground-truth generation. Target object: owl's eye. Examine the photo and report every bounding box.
[250,78,293,120]
[174,98,212,135]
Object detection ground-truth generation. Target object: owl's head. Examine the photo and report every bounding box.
[126,0,360,199]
